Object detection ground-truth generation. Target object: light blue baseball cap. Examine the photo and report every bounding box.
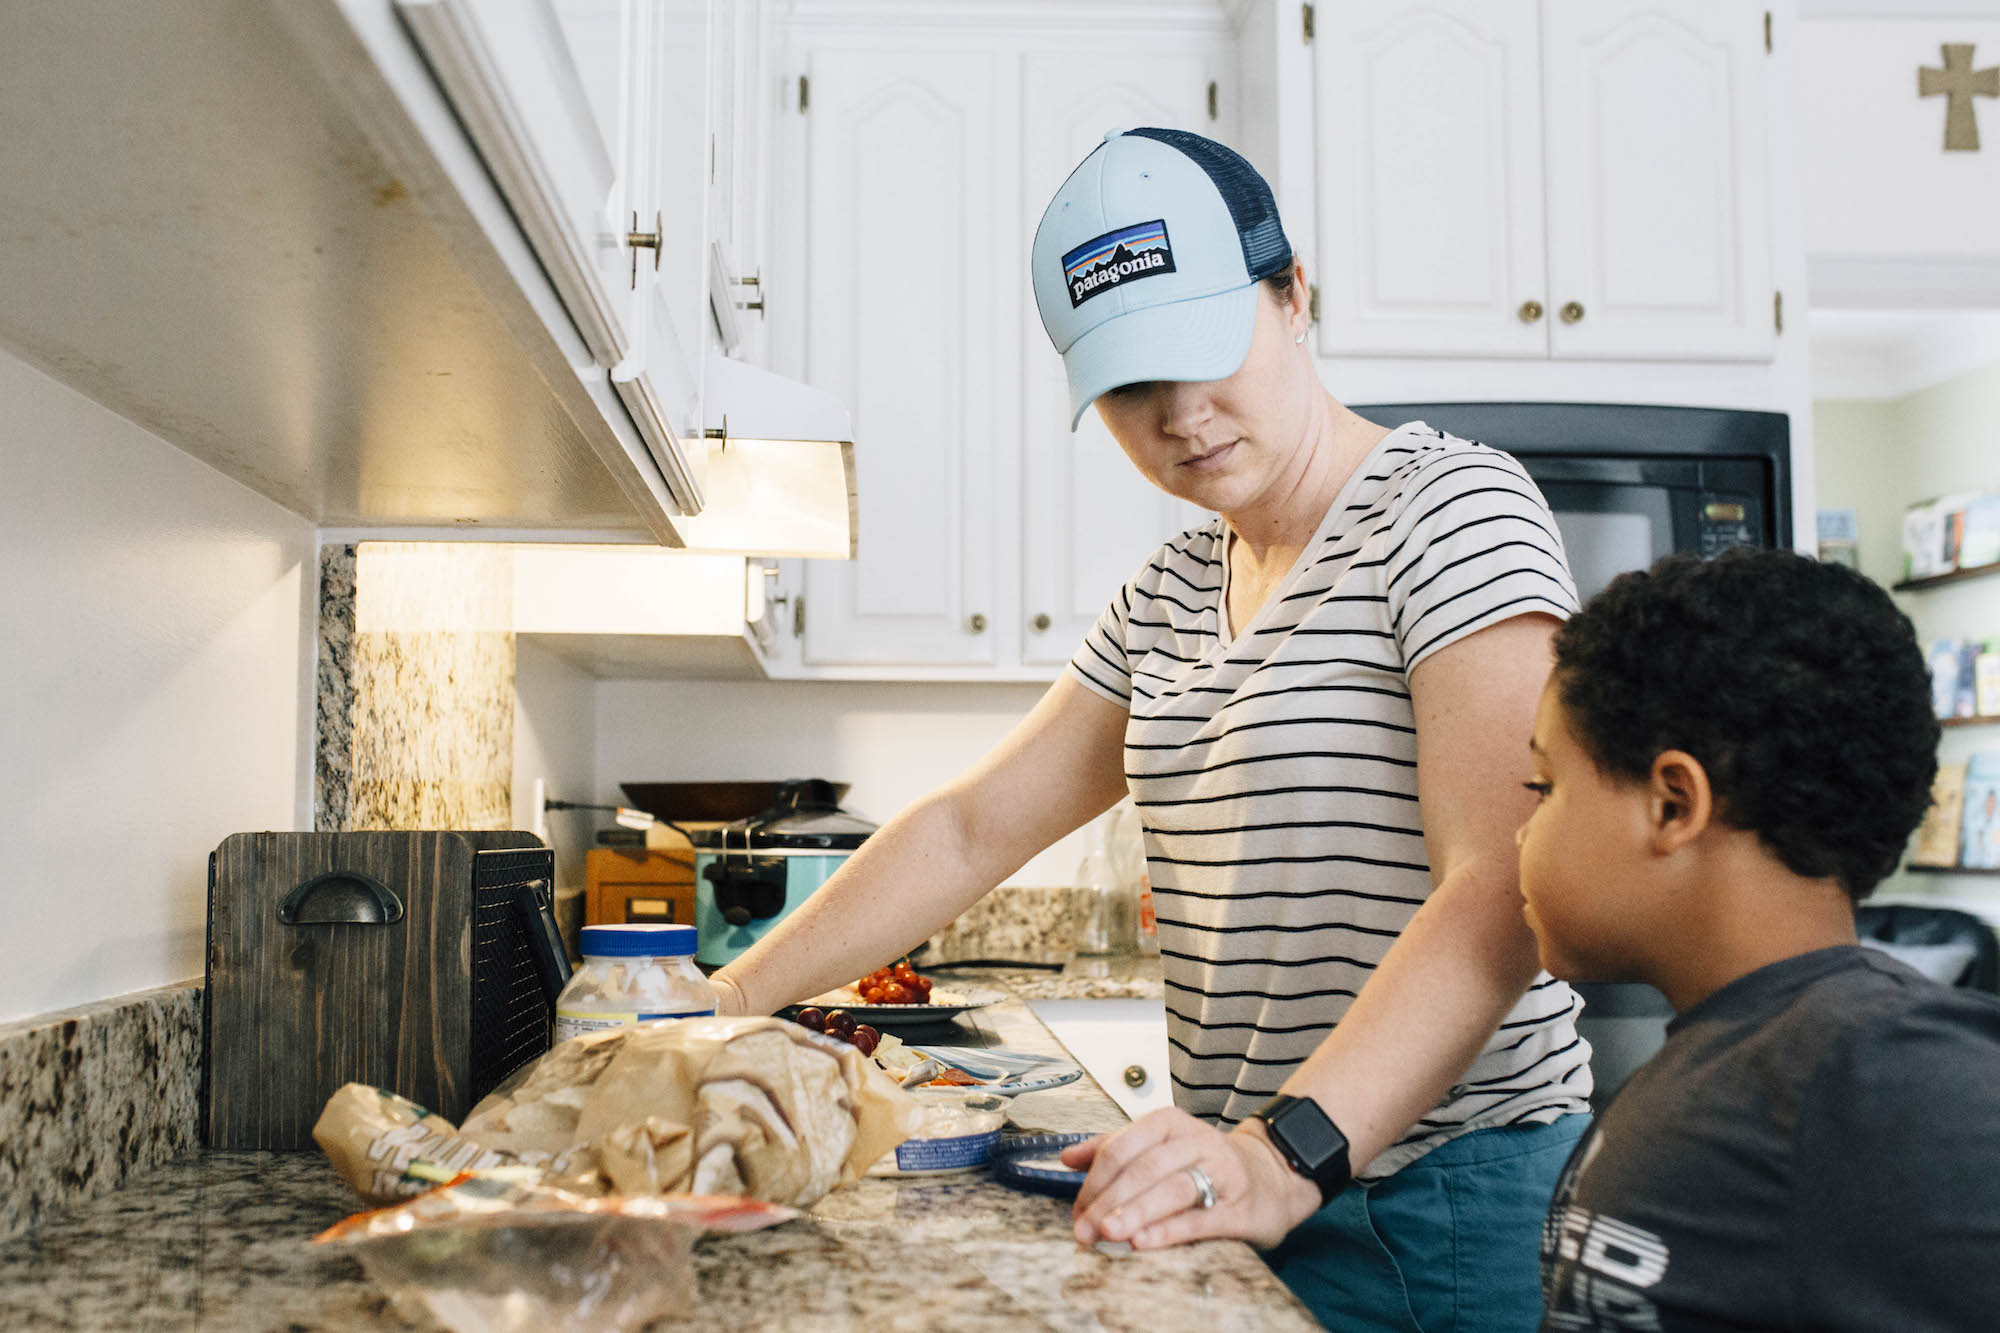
[1032,127,1294,429]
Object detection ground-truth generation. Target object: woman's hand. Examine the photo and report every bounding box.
[1062,1108,1322,1251]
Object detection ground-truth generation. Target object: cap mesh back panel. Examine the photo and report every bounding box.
[1125,127,1292,280]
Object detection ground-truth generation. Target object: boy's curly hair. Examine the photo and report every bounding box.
[1551,549,1939,901]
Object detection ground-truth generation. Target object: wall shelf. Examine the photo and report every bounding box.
[1894,562,2000,593]
[1942,715,2000,728]
[1906,865,2000,875]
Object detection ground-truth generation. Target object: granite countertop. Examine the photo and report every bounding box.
[0,997,1310,1332]
[929,954,1165,1003]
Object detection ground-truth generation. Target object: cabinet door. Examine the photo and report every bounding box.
[1018,52,1214,667]
[612,0,710,470]
[1542,0,1774,361]
[1027,999,1173,1122]
[396,0,646,369]
[800,49,1001,668]
[1313,1,1548,358]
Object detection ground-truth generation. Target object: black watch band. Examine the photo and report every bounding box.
[1250,1093,1353,1205]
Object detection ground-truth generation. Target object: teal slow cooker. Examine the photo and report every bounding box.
[692,779,876,968]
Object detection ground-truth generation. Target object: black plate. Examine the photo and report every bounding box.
[778,987,1005,1032]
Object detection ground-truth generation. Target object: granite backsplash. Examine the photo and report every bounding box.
[0,983,203,1243]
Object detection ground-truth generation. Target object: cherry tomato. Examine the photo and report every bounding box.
[850,1025,880,1056]
[911,976,933,1000]
[880,982,912,1005]
[794,1007,826,1032]
[824,1008,857,1036]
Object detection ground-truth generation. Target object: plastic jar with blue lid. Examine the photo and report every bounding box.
[553,924,715,1044]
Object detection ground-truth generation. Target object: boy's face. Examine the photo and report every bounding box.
[1516,680,1661,981]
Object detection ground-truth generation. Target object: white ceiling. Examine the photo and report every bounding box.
[1809,309,2000,400]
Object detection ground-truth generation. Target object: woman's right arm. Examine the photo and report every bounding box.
[709,675,1131,1017]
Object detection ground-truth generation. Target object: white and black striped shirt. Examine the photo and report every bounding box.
[1069,423,1593,1178]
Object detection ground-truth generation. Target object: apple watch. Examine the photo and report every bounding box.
[1249,1093,1352,1205]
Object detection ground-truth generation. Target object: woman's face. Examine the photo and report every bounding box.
[1089,280,1314,514]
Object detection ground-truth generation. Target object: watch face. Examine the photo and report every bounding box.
[1270,1097,1347,1170]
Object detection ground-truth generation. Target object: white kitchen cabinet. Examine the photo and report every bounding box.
[398,0,711,512]
[1312,0,1775,364]
[797,47,1006,669]
[786,18,1233,677]
[1314,0,1549,360]
[1542,0,1775,361]
[1028,999,1173,1122]
[1017,52,1215,667]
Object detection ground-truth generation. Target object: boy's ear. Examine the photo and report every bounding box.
[1646,749,1714,855]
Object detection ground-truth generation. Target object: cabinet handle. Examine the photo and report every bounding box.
[1560,301,1586,325]
[1517,300,1544,324]
[1032,613,1052,633]
[1123,1064,1147,1089]
[626,210,662,289]
[966,613,988,634]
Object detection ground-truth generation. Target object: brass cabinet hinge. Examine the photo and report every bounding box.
[793,595,806,638]
[1764,12,1773,54]
[1302,2,1315,44]
[1774,290,1784,335]
[1309,283,1321,325]
[798,75,809,113]
[1207,81,1218,121]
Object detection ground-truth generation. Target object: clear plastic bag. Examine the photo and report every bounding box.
[314,1170,795,1333]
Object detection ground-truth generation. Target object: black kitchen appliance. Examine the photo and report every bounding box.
[204,830,570,1149]
[1357,401,1793,1106]
[690,778,877,967]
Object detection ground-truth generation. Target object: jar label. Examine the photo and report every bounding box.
[554,1008,715,1044]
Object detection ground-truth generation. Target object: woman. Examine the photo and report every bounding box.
[712,129,1591,1331]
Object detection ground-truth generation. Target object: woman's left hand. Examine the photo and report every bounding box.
[1062,1108,1323,1251]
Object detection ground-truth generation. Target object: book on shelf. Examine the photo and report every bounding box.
[1961,495,2000,571]
[1912,761,1968,867]
[1980,649,2000,720]
[1961,754,2000,870]
[1904,503,1947,581]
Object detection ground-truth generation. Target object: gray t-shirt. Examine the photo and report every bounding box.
[1541,945,2000,1331]
[1069,422,1592,1177]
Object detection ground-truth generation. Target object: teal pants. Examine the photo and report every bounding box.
[1263,1114,1589,1332]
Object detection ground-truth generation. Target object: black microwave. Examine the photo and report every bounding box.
[1353,401,1792,601]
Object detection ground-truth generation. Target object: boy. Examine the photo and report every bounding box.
[1517,549,2000,1331]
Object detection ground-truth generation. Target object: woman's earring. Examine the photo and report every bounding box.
[1294,331,1307,346]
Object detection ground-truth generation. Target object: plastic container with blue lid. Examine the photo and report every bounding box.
[553,924,714,1043]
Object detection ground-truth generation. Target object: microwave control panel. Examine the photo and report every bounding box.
[1696,495,1761,557]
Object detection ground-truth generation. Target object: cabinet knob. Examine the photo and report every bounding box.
[1123,1064,1147,1089]
[966,613,988,634]
[1032,613,1052,633]
[1560,301,1586,325]
[626,211,662,289]
[1517,300,1544,324]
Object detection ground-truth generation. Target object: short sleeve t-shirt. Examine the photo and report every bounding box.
[1068,422,1593,1177]
[1539,946,2000,1331]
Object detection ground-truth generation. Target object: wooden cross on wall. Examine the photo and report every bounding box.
[1920,43,1999,151]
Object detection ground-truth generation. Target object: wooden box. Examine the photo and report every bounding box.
[204,831,556,1149]
[585,847,696,928]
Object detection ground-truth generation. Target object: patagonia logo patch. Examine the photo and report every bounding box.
[1062,219,1176,308]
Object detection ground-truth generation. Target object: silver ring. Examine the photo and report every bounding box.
[1185,1163,1217,1210]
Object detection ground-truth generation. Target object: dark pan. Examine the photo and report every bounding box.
[619,781,852,824]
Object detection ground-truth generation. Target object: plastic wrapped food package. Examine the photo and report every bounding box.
[313,1170,796,1333]
[313,1016,921,1208]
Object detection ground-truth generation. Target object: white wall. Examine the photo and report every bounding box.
[0,346,315,1023]
[592,678,1090,889]
[1815,356,2000,914]
[512,637,599,893]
